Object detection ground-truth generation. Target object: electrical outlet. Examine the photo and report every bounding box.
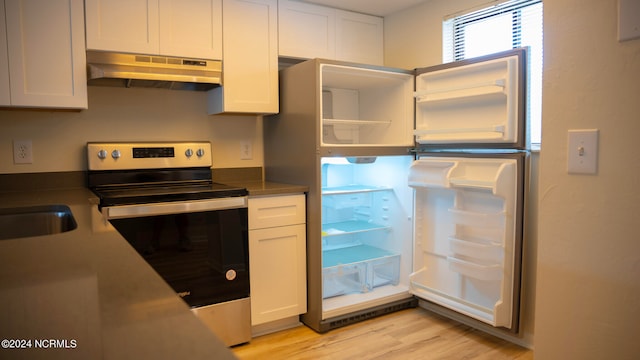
[13,140,33,164]
[240,140,253,160]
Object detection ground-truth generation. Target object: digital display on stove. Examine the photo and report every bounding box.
[133,147,175,158]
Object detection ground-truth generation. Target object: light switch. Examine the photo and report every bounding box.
[567,129,599,174]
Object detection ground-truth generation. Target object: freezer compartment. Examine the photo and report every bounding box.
[414,48,527,148]
[320,64,414,146]
[322,245,401,299]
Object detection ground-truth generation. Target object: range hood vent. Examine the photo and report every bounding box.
[86,51,222,91]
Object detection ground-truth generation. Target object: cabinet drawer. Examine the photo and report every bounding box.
[249,194,305,229]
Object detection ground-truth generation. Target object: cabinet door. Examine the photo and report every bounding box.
[208,0,278,114]
[335,10,383,65]
[5,0,87,108]
[158,0,222,60]
[85,0,160,54]
[0,3,10,106]
[249,224,307,325]
[278,0,335,59]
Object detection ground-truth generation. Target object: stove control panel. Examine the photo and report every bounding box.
[87,142,212,170]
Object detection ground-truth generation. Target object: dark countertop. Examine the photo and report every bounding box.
[209,167,308,196]
[0,187,237,360]
[230,180,308,197]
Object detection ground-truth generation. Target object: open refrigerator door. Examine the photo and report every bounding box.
[408,153,525,330]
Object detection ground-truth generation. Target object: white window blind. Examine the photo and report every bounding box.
[443,0,543,145]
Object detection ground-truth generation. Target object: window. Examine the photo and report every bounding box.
[443,0,543,146]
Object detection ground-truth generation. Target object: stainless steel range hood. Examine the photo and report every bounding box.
[86,51,222,91]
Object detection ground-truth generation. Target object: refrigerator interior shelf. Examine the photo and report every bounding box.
[446,256,503,281]
[323,245,398,268]
[322,220,390,237]
[322,185,391,194]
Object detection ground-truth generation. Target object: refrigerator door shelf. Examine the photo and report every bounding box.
[414,125,506,144]
[446,256,503,281]
[408,160,457,188]
[409,267,511,327]
[448,236,504,262]
[409,157,517,196]
[414,78,506,104]
[449,208,507,229]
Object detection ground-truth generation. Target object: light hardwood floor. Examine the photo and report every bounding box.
[232,308,533,360]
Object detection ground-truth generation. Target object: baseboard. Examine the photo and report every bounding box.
[251,316,303,338]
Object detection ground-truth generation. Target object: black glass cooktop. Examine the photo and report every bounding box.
[92,181,247,207]
[89,167,247,207]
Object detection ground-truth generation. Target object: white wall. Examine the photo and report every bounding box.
[0,86,263,173]
[384,0,490,69]
[535,0,640,359]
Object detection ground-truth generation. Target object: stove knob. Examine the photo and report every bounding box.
[185,148,194,158]
[111,149,121,159]
[196,148,205,157]
[97,149,108,160]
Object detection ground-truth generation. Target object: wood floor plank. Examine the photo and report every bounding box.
[232,308,532,360]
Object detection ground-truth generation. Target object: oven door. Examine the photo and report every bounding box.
[103,197,249,308]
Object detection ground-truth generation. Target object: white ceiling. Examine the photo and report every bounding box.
[299,0,430,16]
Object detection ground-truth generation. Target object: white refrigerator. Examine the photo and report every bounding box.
[265,48,529,336]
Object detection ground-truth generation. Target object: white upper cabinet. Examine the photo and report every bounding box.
[85,0,222,60]
[335,10,383,65]
[85,0,159,55]
[277,0,383,65]
[207,0,278,114]
[278,0,335,60]
[158,0,223,59]
[1,0,87,109]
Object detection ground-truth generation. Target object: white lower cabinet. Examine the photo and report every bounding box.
[248,194,307,329]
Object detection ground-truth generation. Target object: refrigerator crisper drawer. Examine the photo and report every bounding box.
[322,245,400,299]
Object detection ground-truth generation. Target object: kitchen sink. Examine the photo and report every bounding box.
[0,205,77,240]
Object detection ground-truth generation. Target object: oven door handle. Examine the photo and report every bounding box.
[102,196,247,220]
